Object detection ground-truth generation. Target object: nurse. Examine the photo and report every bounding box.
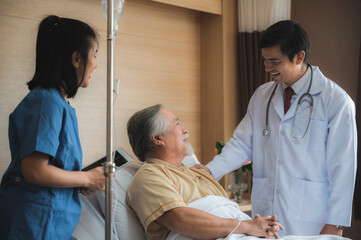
[196,20,357,237]
[0,15,105,239]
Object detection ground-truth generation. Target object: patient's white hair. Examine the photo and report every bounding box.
[150,108,169,137]
[127,104,169,162]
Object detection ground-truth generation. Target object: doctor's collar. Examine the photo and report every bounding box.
[282,67,311,96]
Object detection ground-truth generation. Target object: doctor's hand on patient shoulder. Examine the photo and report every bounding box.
[242,214,284,239]
[193,164,211,174]
[80,166,106,196]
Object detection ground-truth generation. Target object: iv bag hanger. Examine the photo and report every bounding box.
[102,0,124,34]
[102,0,125,239]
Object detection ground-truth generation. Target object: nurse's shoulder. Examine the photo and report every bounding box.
[11,86,68,122]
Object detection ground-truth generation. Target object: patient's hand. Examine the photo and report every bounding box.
[193,164,211,174]
[242,214,284,239]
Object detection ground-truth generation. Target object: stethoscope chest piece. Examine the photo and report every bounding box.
[262,127,270,138]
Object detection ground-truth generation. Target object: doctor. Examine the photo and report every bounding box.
[197,20,357,237]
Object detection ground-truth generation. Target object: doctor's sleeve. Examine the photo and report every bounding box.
[325,93,357,227]
[206,94,255,181]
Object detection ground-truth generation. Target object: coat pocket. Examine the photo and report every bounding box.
[288,178,328,223]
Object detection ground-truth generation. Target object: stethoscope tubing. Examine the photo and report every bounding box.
[263,63,313,138]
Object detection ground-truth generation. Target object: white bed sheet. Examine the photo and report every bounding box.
[72,194,110,240]
[166,195,351,240]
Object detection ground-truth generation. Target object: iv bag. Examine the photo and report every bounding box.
[101,0,125,32]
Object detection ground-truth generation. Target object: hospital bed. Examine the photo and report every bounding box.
[72,161,145,240]
[72,153,199,240]
[72,157,350,240]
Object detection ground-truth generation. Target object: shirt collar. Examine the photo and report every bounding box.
[282,66,311,96]
[146,158,186,170]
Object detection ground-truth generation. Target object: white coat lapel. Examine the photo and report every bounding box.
[309,66,325,96]
[270,83,285,120]
[283,66,324,122]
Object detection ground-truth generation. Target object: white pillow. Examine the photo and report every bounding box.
[96,163,145,240]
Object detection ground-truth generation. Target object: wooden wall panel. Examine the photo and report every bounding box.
[112,0,201,162]
[150,0,222,15]
[200,13,224,165]
[200,0,238,187]
[200,0,239,162]
[0,0,201,178]
[222,0,240,140]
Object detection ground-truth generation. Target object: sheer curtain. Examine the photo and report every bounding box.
[237,0,290,117]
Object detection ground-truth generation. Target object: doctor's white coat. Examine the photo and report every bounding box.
[207,66,357,237]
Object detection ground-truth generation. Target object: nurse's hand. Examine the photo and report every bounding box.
[85,166,106,191]
[193,164,211,174]
[80,187,97,196]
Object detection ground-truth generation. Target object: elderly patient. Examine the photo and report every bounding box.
[126,104,284,240]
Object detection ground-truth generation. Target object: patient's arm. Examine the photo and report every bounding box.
[156,206,283,239]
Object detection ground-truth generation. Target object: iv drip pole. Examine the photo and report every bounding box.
[105,0,115,239]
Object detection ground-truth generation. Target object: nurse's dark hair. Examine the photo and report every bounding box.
[127,104,169,162]
[259,20,310,64]
[27,15,98,98]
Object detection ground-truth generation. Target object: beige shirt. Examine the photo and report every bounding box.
[127,158,228,240]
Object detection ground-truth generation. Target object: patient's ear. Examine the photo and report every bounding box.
[152,135,164,146]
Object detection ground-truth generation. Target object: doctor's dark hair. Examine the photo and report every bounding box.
[259,20,310,64]
[27,15,98,98]
[127,104,169,162]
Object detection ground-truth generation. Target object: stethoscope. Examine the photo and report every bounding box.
[262,64,313,139]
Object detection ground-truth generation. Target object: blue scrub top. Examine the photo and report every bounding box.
[0,87,83,239]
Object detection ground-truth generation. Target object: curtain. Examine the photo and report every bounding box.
[238,32,270,117]
[354,40,361,220]
[237,0,290,117]
[238,0,291,33]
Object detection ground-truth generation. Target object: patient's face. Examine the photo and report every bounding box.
[159,108,189,157]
